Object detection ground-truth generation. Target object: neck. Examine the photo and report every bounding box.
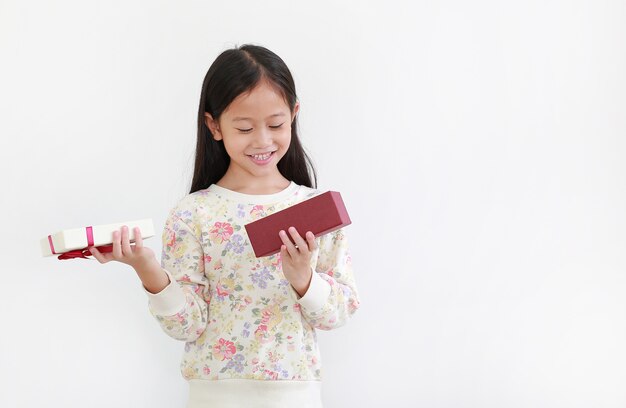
[216,175,291,195]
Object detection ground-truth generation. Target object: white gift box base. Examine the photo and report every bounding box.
[41,218,155,257]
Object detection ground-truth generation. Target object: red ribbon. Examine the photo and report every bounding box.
[57,244,114,260]
[48,226,115,260]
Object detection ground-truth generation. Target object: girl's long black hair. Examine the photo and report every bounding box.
[189,44,317,194]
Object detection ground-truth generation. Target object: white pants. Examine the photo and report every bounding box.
[186,378,324,408]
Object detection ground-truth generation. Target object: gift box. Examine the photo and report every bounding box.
[244,191,351,258]
[41,218,155,260]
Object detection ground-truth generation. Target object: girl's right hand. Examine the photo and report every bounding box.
[89,225,157,271]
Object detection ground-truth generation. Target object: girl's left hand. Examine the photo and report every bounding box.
[279,227,317,297]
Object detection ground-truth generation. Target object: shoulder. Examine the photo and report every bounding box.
[164,189,215,231]
[293,184,326,202]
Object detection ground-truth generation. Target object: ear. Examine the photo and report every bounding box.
[204,112,222,140]
[291,102,300,123]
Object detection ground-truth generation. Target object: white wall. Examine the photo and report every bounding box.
[1,1,625,407]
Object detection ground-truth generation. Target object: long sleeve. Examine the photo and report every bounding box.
[294,227,361,330]
[141,208,211,342]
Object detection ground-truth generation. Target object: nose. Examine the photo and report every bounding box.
[252,127,274,148]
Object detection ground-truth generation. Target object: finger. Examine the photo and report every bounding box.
[121,225,132,256]
[279,229,298,257]
[89,246,112,263]
[305,231,317,250]
[288,227,308,252]
[133,227,143,249]
[112,229,123,259]
[89,246,105,263]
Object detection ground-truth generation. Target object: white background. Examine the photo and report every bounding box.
[1,0,625,407]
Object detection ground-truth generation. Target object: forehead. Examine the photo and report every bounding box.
[223,81,290,120]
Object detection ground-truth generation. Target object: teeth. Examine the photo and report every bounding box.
[251,152,272,160]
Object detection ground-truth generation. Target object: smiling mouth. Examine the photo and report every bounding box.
[247,151,276,159]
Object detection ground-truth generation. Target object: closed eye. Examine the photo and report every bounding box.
[236,123,284,133]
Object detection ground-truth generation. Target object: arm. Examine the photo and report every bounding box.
[141,208,210,342]
[294,228,361,330]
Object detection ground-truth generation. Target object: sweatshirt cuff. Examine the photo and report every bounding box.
[296,270,331,313]
[141,268,187,316]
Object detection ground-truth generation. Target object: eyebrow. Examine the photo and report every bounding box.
[231,112,286,122]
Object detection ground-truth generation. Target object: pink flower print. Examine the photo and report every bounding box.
[250,205,265,218]
[216,278,235,299]
[181,274,192,283]
[212,338,236,361]
[209,222,233,244]
[254,325,275,344]
[165,229,176,249]
[203,254,212,263]
[254,324,272,343]
[252,361,266,374]
[349,298,360,313]
[203,365,211,375]
[258,304,282,332]
[216,281,230,297]
[268,351,279,363]
[264,369,279,380]
[270,255,281,268]
[174,312,187,326]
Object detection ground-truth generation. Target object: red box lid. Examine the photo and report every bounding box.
[244,191,351,258]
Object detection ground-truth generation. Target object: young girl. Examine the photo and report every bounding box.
[89,44,360,408]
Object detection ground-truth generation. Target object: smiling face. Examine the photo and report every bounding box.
[204,79,300,193]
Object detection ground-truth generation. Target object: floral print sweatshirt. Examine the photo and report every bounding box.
[141,181,360,404]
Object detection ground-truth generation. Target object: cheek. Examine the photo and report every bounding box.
[223,137,246,153]
[278,129,292,143]
[279,141,291,157]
